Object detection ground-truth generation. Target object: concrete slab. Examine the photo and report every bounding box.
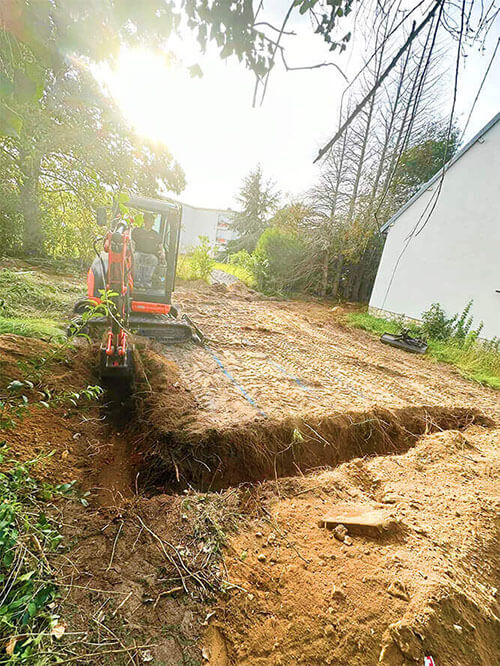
[319,504,397,537]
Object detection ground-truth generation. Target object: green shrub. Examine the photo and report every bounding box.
[190,236,215,281]
[229,249,255,273]
[253,227,307,295]
[421,300,483,344]
[420,302,455,340]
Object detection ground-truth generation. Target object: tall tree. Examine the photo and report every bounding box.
[229,165,280,253]
[303,7,454,302]
[389,124,460,207]
[1,2,187,255]
[0,68,184,255]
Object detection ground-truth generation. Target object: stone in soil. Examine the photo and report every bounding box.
[319,503,398,537]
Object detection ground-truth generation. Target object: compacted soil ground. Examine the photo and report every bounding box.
[0,277,499,665]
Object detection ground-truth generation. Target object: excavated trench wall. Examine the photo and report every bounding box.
[132,403,490,492]
[125,348,493,493]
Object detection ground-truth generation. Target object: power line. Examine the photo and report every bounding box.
[461,35,500,141]
[378,2,500,310]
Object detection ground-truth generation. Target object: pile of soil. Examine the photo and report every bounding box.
[206,425,500,665]
[0,335,100,484]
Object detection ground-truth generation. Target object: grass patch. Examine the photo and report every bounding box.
[0,265,82,342]
[176,255,256,288]
[213,262,256,288]
[0,316,65,341]
[429,340,500,390]
[0,268,82,320]
[347,311,500,390]
[347,311,400,336]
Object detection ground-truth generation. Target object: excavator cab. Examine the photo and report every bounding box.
[126,196,181,307]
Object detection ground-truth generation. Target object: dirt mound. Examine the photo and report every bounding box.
[204,426,500,665]
[0,335,103,485]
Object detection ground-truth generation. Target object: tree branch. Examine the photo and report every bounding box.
[254,22,296,36]
[314,0,445,163]
[280,51,348,81]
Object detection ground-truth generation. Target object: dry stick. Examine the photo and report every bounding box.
[106,521,123,571]
[112,590,133,617]
[131,525,144,552]
[153,586,183,609]
[59,644,158,663]
[314,0,444,163]
[170,452,180,483]
[136,516,189,594]
[32,580,129,595]
[261,507,310,564]
[92,616,137,666]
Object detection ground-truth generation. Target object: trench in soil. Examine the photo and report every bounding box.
[98,400,492,499]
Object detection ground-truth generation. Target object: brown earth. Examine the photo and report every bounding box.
[134,282,500,491]
[0,279,499,665]
[208,425,500,665]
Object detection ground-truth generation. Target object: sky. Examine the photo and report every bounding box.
[93,7,500,210]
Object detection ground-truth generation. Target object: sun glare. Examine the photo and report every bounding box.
[102,48,197,152]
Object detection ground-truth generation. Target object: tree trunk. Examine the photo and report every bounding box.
[331,255,344,300]
[351,261,365,302]
[20,153,43,255]
[319,250,329,297]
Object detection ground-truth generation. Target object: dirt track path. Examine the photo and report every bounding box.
[161,284,500,430]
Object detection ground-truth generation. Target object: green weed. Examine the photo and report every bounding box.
[347,310,500,390]
[0,444,80,663]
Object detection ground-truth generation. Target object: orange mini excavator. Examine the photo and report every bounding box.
[71,196,201,382]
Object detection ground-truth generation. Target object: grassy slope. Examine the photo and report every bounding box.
[212,261,255,287]
[0,264,83,341]
[348,311,500,390]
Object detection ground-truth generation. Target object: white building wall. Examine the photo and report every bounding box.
[369,118,500,340]
[179,204,234,252]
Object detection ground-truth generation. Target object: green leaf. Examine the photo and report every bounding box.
[27,601,38,618]
[8,380,24,391]
[188,64,203,78]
